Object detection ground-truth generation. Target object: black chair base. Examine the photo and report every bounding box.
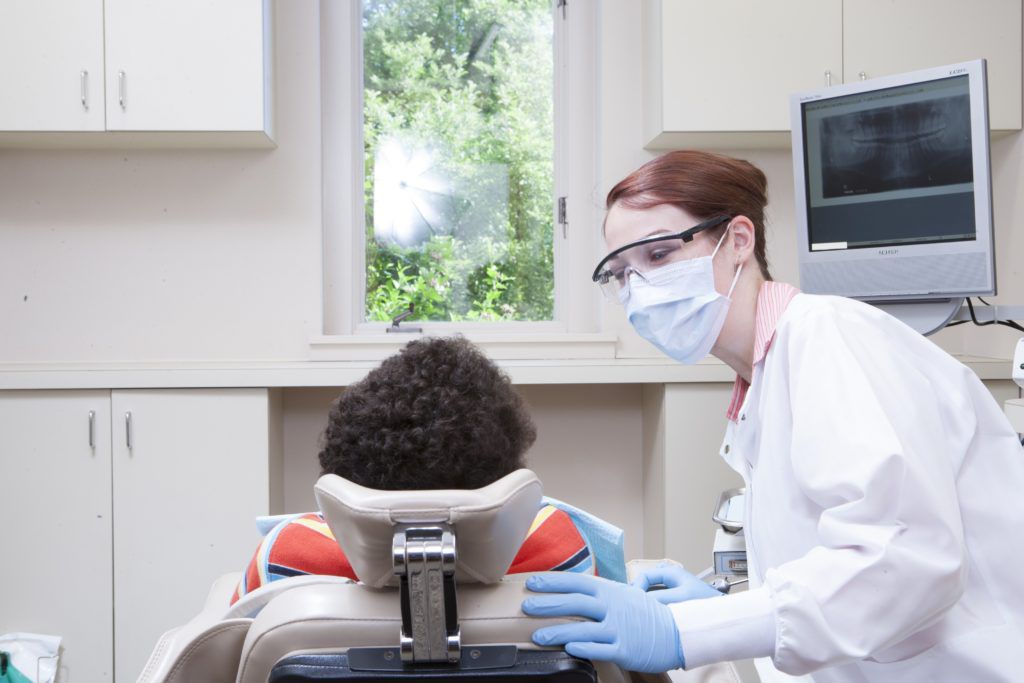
[269,650,598,683]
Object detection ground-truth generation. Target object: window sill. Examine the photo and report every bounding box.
[309,332,619,361]
[0,355,1010,390]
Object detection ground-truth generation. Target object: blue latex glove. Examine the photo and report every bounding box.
[522,572,686,673]
[631,563,723,604]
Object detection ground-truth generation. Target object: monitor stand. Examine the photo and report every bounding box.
[869,297,964,336]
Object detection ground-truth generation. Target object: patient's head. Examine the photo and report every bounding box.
[319,336,536,490]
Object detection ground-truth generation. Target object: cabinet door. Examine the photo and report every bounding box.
[0,390,113,683]
[646,0,842,143]
[103,0,269,132]
[0,0,105,131]
[844,0,1022,130]
[111,388,270,683]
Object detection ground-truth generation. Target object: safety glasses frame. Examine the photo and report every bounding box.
[591,214,732,285]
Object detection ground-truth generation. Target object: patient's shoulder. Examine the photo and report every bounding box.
[507,504,594,576]
[232,511,357,604]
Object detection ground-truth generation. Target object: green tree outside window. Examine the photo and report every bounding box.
[363,0,555,322]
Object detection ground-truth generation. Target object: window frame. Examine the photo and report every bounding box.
[319,0,601,338]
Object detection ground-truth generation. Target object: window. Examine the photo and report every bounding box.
[363,0,555,323]
[320,0,599,337]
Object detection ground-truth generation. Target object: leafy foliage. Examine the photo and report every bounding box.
[362,0,554,322]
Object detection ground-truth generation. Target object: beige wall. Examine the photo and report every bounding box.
[0,2,323,363]
[1,1,1018,363]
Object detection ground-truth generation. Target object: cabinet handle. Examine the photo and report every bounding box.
[859,71,868,81]
[80,71,89,110]
[88,410,95,449]
[824,70,832,87]
[118,70,126,109]
[125,411,133,450]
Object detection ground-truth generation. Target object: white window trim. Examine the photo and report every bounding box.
[317,0,604,353]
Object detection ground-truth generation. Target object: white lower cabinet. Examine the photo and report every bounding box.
[0,388,275,683]
[0,390,114,682]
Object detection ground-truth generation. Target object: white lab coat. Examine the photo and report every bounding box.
[670,293,1024,682]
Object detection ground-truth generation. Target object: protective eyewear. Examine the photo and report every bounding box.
[592,215,732,300]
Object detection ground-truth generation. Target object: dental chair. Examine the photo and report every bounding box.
[137,469,740,683]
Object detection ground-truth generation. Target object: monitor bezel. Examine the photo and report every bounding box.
[790,59,995,301]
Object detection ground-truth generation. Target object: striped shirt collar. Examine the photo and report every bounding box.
[725,281,800,422]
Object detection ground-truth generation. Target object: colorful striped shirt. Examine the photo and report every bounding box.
[726,280,800,422]
[231,503,598,604]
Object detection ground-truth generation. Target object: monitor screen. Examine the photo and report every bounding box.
[800,75,976,252]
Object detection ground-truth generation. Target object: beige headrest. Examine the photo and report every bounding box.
[314,469,542,588]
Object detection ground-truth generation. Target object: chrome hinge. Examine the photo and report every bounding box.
[558,196,568,238]
[557,0,567,19]
[393,525,460,663]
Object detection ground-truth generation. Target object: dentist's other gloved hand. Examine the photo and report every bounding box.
[522,573,685,673]
[631,563,723,604]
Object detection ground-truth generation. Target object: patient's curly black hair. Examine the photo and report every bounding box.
[319,336,536,490]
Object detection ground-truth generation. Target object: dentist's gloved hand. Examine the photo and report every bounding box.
[631,563,723,604]
[522,572,685,673]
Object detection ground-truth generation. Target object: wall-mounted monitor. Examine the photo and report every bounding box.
[791,59,994,303]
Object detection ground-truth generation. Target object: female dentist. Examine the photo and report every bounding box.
[521,151,1024,681]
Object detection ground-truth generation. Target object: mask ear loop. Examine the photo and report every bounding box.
[711,225,744,299]
[726,263,744,298]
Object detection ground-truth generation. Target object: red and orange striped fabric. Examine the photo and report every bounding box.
[231,503,595,604]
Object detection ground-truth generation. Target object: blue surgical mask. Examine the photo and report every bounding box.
[623,230,742,364]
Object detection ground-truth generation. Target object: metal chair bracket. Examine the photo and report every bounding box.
[391,524,460,664]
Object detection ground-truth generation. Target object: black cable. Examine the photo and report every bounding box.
[966,297,995,326]
[978,296,993,306]
[963,298,1024,332]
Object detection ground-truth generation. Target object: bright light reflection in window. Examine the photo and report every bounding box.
[372,137,454,247]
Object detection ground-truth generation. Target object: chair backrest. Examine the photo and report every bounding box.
[234,577,617,683]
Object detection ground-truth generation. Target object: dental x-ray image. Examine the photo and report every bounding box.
[820,94,973,198]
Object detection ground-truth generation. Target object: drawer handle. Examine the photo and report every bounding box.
[125,411,133,450]
[80,70,89,109]
[118,70,127,109]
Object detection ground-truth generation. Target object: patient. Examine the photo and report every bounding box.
[232,336,622,604]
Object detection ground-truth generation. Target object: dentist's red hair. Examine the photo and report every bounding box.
[606,150,773,280]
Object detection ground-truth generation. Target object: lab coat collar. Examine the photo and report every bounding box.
[725,280,800,422]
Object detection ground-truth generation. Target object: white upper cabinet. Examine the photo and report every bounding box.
[643,0,842,148]
[843,0,1022,131]
[0,0,106,131]
[104,0,271,133]
[0,0,272,144]
[644,0,1023,148]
